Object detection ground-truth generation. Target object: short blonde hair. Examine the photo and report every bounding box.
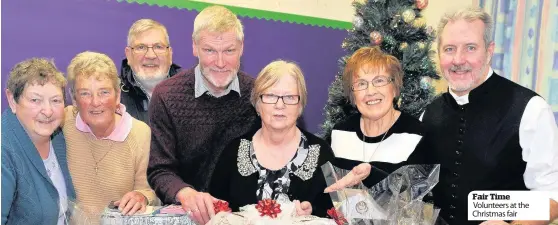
[251,60,308,114]
[343,47,403,105]
[7,58,66,102]
[67,51,120,96]
[437,6,493,51]
[192,5,244,42]
[127,19,170,46]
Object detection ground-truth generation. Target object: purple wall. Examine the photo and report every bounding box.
[1,0,347,133]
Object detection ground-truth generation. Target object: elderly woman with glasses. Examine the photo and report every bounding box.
[327,47,428,189]
[209,60,344,218]
[2,58,76,225]
[63,51,156,223]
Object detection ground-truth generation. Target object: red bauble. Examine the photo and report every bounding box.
[369,31,383,46]
[327,207,348,225]
[416,0,428,9]
[255,199,282,218]
[213,200,232,214]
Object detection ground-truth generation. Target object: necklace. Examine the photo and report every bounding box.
[45,161,58,177]
[89,141,115,175]
[44,141,58,178]
[361,110,397,162]
[45,158,58,178]
[355,111,397,216]
[362,129,389,162]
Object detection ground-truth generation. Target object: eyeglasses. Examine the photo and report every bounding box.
[260,94,300,105]
[129,44,170,55]
[352,76,394,91]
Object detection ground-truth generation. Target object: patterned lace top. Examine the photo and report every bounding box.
[244,133,318,202]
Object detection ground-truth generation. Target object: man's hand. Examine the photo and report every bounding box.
[114,191,148,215]
[294,200,312,216]
[176,187,219,224]
[324,163,371,193]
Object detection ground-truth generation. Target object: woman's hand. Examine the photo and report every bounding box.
[324,163,371,193]
[294,200,313,216]
[114,191,147,215]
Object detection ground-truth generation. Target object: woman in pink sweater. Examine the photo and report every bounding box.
[63,51,156,223]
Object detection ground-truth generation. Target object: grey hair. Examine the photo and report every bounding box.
[192,5,244,43]
[7,58,66,102]
[127,19,170,46]
[437,6,493,50]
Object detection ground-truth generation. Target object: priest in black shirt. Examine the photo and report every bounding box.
[421,6,558,225]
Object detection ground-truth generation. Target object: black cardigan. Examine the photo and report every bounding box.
[208,127,335,217]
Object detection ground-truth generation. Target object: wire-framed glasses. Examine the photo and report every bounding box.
[129,44,170,55]
[352,76,394,91]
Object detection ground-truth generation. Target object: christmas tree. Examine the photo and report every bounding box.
[320,0,440,140]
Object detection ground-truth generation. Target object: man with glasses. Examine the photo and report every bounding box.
[120,19,181,124]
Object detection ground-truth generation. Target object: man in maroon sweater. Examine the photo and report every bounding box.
[147,5,373,225]
[147,5,258,225]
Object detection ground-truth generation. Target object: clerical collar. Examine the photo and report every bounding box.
[448,67,494,105]
[194,64,241,98]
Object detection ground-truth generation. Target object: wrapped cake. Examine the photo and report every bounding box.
[207,199,337,225]
[322,163,445,225]
[99,204,196,225]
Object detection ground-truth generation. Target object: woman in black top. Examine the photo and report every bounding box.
[209,60,371,217]
[328,47,427,188]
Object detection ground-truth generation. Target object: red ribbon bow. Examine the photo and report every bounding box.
[255,199,282,218]
[213,200,232,214]
[327,207,348,225]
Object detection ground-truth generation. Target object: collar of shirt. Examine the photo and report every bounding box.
[449,67,494,105]
[132,70,169,101]
[75,103,133,142]
[194,64,241,98]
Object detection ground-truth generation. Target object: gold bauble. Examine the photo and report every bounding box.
[400,42,409,50]
[402,9,416,23]
[413,17,426,28]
